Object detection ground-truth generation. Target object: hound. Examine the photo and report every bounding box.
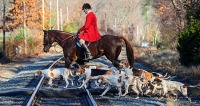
[70,63,101,87]
[119,60,168,85]
[75,67,113,88]
[99,74,126,97]
[35,68,74,88]
[122,75,146,99]
[151,78,192,102]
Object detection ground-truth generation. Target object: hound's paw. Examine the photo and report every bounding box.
[134,97,139,99]
[48,84,53,86]
[173,98,177,101]
[77,86,82,89]
[121,94,126,96]
[158,97,164,100]
[46,86,51,88]
[100,94,105,97]
[54,84,58,88]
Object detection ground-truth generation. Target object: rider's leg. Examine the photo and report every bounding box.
[79,39,92,60]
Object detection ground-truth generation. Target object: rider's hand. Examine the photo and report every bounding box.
[76,31,80,36]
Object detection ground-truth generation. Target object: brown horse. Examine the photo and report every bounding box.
[43,30,134,68]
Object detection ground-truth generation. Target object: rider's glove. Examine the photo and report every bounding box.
[76,31,80,36]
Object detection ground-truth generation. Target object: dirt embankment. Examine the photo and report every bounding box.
[134,47,200,85]
[0,52,60,82]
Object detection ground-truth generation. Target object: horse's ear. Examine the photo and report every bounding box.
[42,29,46,32]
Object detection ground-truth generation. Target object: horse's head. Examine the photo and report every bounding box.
[43,30,53,52]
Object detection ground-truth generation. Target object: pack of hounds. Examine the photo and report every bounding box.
[34,60,199,102]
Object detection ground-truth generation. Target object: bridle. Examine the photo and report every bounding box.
[43,30,78,51]
[43,30,52,48]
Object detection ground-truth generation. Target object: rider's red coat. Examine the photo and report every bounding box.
[78,12,101,42]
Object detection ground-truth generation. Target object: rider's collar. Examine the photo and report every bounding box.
[87,10,92,15]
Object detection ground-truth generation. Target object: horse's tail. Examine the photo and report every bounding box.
[118,36,134,67]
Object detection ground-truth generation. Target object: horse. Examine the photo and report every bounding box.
[43,30,134,69]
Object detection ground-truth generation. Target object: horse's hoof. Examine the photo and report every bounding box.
[173,99,177,101]
[121,94,126,96]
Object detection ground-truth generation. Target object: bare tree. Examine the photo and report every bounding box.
[2,0,6,55]
[23,0,27,55]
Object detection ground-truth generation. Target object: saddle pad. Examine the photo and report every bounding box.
[76,40,90,47]
[76,41,82,47]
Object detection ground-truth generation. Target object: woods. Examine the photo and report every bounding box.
[177,0,200,66]
[5,0,46,30]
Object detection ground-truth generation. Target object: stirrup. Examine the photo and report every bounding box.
[83,55,93,61]
[83,57,92,61]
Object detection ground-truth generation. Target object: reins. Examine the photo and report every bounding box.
[46,30,78,52]
[46,30,77,46]
[63,34,78,51]
[61,32,76,42]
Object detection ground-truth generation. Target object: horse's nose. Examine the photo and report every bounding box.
[43,48,46,52]
[43,47,48,52]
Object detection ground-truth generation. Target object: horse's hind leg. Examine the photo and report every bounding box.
[106,56,120,68]
[105,53,119,68]
[112,46,122,68]
[112,60,120,68]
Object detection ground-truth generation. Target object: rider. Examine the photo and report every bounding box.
[76,3,101,61]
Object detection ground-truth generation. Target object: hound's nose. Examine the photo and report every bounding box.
[118,65,123,69]
[34,73,39,77]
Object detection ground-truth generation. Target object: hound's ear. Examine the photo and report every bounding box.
[85,65,89,68]
[50,68,54,71]
[132,77,136,82]
[154,78,162,82]
[96,66,100,69]
[118,76,122,83]
[125,62,129,68]
[50,72,54,78]
[37,70,42,76]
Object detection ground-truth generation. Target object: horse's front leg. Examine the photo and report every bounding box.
[64,56,72,68]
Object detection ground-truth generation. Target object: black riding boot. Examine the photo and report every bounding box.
[82,44,93,60]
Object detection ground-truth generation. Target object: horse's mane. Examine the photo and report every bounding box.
[48,30,75,35]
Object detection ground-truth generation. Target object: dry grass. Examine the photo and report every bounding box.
[4,29,44,60]
[135,47,200,85]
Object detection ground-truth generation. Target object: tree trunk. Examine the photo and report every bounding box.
[23,0,27,55]
[2,0,6,56]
